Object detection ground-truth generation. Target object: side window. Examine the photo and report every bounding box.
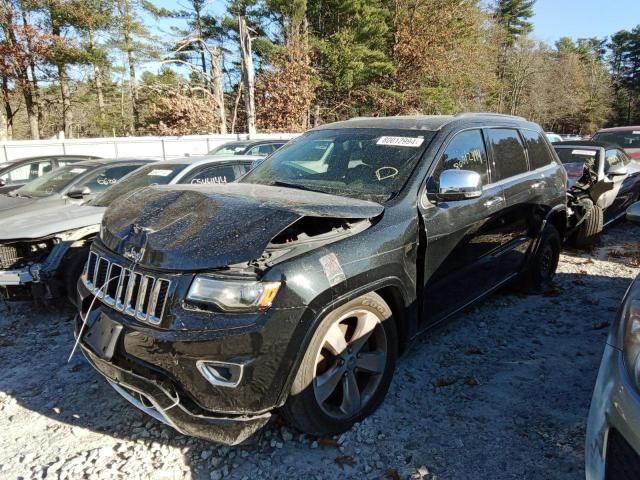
[34,160,53,177]
[247,144,275,156]
[186,164,238,185]
[431,129,489,186]
[78,165,142,193]
[486,129,529,181]
[521,130,555,170]
[0,164,32,185]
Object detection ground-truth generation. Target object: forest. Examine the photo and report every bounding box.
[1,0,639,140]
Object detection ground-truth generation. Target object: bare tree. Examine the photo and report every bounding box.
[238,16,256,135]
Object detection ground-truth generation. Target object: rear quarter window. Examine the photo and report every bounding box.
[522,130,556,170]
[486,129,528,181]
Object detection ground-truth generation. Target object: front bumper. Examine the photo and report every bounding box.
[586,343,640,479]
[0,267,33,286]
[80,343,271,445]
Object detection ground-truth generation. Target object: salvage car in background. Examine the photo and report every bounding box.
[0,158,154,217]
[592,126,640,160]
[0,154,100,194]
[0,155,257,304]
[74,113,567,445]
[208,139,287,157]
[586,201,640,480]
[554,141,640,247]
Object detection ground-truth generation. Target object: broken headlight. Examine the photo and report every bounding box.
[622,279,640,392]
[186,276,281,312]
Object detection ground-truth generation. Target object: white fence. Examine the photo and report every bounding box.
[0,133,299,163]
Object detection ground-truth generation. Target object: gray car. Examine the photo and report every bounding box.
[0,158,154,217]
[0,154,100,194]
[586,201,640,479]
[0,155,258,303]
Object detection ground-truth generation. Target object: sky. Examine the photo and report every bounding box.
[532,0,639,44]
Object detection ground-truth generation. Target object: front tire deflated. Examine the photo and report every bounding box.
[281,292,398,436]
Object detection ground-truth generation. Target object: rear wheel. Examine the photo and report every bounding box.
[572,201,603,248]
[520,224,561,292]
[281,292,397,436]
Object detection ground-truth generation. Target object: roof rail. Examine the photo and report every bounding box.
[454,112,528,121]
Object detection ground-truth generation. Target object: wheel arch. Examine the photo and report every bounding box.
[276,277,414,406]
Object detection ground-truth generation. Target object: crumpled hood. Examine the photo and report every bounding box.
[0,203,106,241]
[101,183,384,270]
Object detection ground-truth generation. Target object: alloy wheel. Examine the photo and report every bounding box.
[312,309,388,420]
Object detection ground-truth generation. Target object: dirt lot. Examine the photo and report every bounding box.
[1,221,639,480]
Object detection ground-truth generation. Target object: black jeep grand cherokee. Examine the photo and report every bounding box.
[75,114,567,444]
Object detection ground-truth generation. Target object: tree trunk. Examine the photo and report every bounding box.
[118,0,139,134]
[58,64,73,138]
[211,47,227,134]
[1,74,11,140]
[238,16,256,135]
[88,28,106,121]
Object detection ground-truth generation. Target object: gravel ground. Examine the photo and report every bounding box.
[1,221,639,480]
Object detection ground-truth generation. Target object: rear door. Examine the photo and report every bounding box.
[420,129,507,324]
[484,128,540,277]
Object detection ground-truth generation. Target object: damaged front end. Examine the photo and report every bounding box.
[75,183,384,444]
[566,161,614,234]
[0,226,97,302]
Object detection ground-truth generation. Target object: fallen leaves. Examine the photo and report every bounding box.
[436,377,457,387]
[317,437,338,447]
[334,456,355,469]
[384,468,401,480]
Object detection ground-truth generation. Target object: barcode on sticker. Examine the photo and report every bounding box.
[377,136,424,147]
[571,149,597,156]
[148,169,173,177]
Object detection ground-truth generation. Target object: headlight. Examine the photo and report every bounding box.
[622,280,640,391]
[186,276,282,312]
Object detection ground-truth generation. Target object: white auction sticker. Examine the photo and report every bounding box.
[70,168,87,173]
[571,149,597,156]
[633,131,640,135]
[377,136,424,147]
[147,169,173,177]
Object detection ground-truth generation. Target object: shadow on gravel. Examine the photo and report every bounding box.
[0,264,636,479]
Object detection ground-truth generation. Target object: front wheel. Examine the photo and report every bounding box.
[281,292,397,436]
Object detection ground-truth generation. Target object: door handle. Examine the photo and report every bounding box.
[531,181,545,190]
[483,196,504,208]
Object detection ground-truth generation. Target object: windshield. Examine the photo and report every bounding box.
[12,165,89,198]
[89,163,186,207]
[240,128,434,202]
[554,147,600,178]
[209,142,250,155]
[592,130,640,149]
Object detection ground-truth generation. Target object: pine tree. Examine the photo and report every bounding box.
[494,0,535,47]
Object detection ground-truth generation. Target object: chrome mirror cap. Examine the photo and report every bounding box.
[437,169,483,201]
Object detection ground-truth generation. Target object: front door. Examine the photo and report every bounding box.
[420,129,508,325]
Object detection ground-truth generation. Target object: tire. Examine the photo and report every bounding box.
[281,292,398,436]
[62,247,90,306]
[572,202,603,248]
[520,224,561,292]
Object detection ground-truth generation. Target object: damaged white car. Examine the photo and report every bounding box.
[0,155,257,304]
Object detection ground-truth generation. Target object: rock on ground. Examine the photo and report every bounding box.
[1,222,639,479]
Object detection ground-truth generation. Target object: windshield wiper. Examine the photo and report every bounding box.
[271,180,325,194]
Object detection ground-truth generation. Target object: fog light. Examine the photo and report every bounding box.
[196,360,244,388]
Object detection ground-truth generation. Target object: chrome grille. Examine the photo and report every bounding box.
[83,251,170,324]
[0,245,21,269]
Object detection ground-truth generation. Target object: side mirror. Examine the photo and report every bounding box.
[67,186,92,199]
[627,202,640,224]
[608,165,628,177]
[437,169,483,201]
